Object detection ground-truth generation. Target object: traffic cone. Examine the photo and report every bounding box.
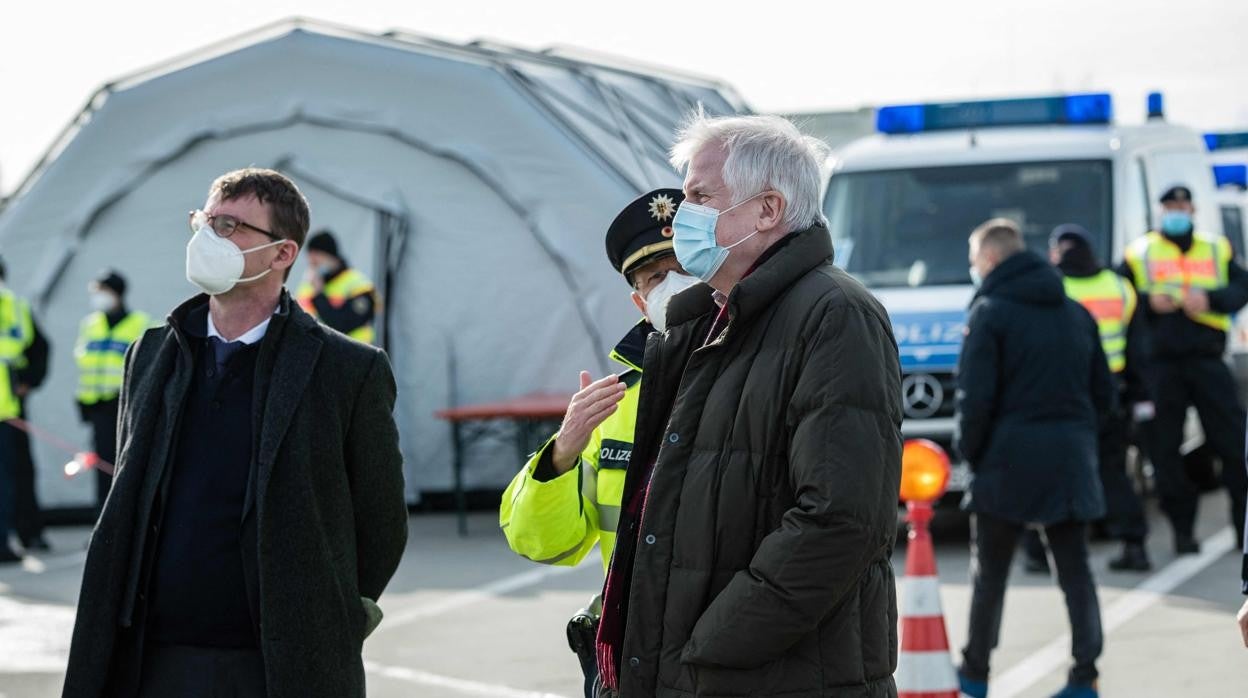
[895,500,959,698]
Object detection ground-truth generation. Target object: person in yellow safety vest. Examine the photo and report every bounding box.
[499,188,698,698]
[75,270,150,513]
[295,230,378,344]
[1023,224,1154,573]
[0,256,51,564]
[1120,185,1248,556]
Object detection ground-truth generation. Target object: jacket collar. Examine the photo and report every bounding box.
[725,222,833,325]
[610,320,652,372]
[663,223,833,331]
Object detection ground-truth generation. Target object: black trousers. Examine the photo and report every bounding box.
[1100,406,1149,542]
[963,513,1103,685]
[135,644,265,698]
[0,422,19,553]
[1148,357,1248,541]
[2,418,44,545]
[86,398,120,511]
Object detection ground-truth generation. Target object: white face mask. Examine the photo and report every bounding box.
[90,291,117,313]
[643,271,700,332]
[185,224,285,296]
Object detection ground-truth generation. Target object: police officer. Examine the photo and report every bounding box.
[1050,224,1153,571]
[1121,185,1248,554]
[74,270,149,512]
[499,188,697,697]
[0,256,50,562]
[295,230,379,343]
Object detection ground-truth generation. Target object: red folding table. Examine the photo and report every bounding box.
[436,392,572,535]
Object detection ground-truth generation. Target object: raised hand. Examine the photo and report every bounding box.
[550,371,627,475]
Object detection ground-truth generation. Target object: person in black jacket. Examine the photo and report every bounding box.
[956,219,1115,698]
[1022,226,1154,574]
[1239,421,1248,647]
[1119,185,1248,555]
[0,256,52,559]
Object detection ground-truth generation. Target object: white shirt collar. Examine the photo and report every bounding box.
[206,308,273,346]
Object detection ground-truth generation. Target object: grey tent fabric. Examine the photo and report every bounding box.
[0,19,748,507]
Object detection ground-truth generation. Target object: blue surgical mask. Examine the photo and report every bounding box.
[969,266,983,288]
[672,193,764,282]
[1160,211,1192,236]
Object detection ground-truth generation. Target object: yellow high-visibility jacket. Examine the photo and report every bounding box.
[0,288,34,420]
[500,322,648,573]
[1063,270,1136,374]
[295,267,378,344]
[75,310,151,405]
[1124,230,1233,332]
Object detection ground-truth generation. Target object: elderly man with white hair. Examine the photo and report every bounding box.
[594,113,903,697]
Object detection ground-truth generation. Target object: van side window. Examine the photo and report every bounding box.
[1221,204,1245,263]
[1123,157,1151,249]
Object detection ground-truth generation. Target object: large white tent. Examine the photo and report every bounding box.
[0,19,748,508]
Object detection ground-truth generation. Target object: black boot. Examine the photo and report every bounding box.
[21,536,50,553]
[0,547,22,565]
[1174,532,1200,555]
[1108,542,1152,571]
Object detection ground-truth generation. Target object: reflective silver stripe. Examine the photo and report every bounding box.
[1211,235,1228,285]
[527,539,585,566]
[1139,239,1154,289]
[1113,275,1132,319]
[597,504,621,533]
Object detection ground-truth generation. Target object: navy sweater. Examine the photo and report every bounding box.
[146,309,260,648]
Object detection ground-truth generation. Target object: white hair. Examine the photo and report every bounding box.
[669,110,830,233]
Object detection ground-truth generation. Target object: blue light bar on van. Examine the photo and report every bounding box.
[1204,132,1248,151]
[1147,92,1164,119]
[875,93,1113,134]
[1214,164,1248,189]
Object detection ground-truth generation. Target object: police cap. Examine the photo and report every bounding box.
[94,269,127,297]
[1160,185,1193,204]
[1049,223,1092,249]
[605,188,684,282]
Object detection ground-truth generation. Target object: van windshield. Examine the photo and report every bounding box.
[823,160,1113,288]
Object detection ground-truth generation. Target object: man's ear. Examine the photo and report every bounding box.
[271,241,300,273]
[758,191,786,233]
[631,290,648,319]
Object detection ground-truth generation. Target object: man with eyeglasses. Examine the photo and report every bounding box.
[62,168,408,698]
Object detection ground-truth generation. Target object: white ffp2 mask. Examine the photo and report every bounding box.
[643,272,700,332]
[185,224,284,295]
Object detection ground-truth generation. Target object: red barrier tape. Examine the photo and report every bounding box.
[3,418,115,476]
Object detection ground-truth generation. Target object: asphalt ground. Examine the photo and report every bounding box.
[1,492,1245,697]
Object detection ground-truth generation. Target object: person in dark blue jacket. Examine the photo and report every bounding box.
[955,218,1116,698]
[1238,422,1247,647]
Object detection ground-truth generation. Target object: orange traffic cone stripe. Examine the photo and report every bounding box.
[896,501,958,698]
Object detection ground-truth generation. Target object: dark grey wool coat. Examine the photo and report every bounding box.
[61,291,408,698]
[608,225,903,697]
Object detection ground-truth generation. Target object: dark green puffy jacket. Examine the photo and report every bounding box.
[610,224,903,697]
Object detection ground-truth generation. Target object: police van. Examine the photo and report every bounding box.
[1212,164,1247,261]
[822,92,1222,498]
[1209,156,1248,399]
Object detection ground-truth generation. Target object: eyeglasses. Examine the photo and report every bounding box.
[189,209,281,241]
